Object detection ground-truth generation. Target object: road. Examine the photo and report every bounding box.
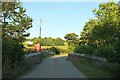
[20,55,86,78]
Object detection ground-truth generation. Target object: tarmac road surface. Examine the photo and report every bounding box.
[20,55,86,78]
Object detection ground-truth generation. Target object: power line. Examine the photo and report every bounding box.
[45,21,81,31]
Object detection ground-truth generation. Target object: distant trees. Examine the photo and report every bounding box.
[54,37,64,46]
[43,37,54,46]
[75,2,120,63]
[31,37,64,46]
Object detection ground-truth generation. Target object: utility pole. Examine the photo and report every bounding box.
[109,0,114,2]
[39,18,42,38]
[39,18,42,52]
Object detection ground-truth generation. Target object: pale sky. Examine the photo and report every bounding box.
[21,1,119,39]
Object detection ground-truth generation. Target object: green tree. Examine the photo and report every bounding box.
[80,19,98,47]
[33,38,43,46]
[2,0,33,71]
[77,2,120,63]
[43,37,54,46]
[64,33,79,46]
[54,37,64,46]
[2,1,32,42]
[91,2,119,47]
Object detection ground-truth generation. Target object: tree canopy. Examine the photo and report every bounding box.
[64,33,79,47]
[31,37,64,46]
[75,2,120,63]
[2,1,32,42]
[2,0,33,72]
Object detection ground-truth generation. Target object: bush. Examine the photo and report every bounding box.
[49,47,60,55]
[93,45,119,63]
[2,36,25,68]
[24,48,34,54]
[57,47,69,53]
[74,45,94,55]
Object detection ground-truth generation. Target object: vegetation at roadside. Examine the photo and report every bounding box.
[74,2,120,64]
[2,0,120,78]
[2,0,33,78]
[64,33,79,52]
[73,1,120,78]
[72,59,112,78]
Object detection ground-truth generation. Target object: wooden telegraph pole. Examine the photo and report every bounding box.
[39,18,42,52]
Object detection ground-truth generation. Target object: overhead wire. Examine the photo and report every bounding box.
[44,20,81,31]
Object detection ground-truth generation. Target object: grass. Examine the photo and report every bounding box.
[42,46,68,50]
[23,45,69,53]
[23,45,68,50]
[72,59,112,79]
[60,53,68,56]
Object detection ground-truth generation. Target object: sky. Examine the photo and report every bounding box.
[22,2,101,39]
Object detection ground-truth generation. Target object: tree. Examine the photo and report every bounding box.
[2,0,33,70]
[33,38,43,46]
[91,2,119,47]
[54,37,64,46]
[80,19,98,46]
[77,2,120,63]
[2,1,32,42]
[43,37,54,46]
[64,33,79,47]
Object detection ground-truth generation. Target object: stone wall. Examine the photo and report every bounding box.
[24,51,52,66]
[68,52,120,78]
[24,52,41,66]
[68,52,119,70]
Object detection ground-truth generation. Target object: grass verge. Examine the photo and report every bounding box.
[72,59,112,79]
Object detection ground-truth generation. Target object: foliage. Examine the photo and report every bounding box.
[2,1,33,42]
[64,33,79,52]
[2,1,33,77]
[77,2,120,63]
[54,37,64,46]
[91,2,119,48]
[64,33,78,40]
[80,19,98,45]
[31,37,65,46]
[74,45,94,55]
[2,36,24,68]
[56,47,69,53]
[93,46,119,63]
[43,37,54,46]
[23,48,34,54]
[32,38,43,45]
[72,59,112,78]
[49,47,60,55]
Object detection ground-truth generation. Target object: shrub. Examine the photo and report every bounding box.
[57,47,69,53]
[49,47,60,55]
[74,45,94,55]
[93,45,119,63]
[2,36,25,68]
[24,48,34,54]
